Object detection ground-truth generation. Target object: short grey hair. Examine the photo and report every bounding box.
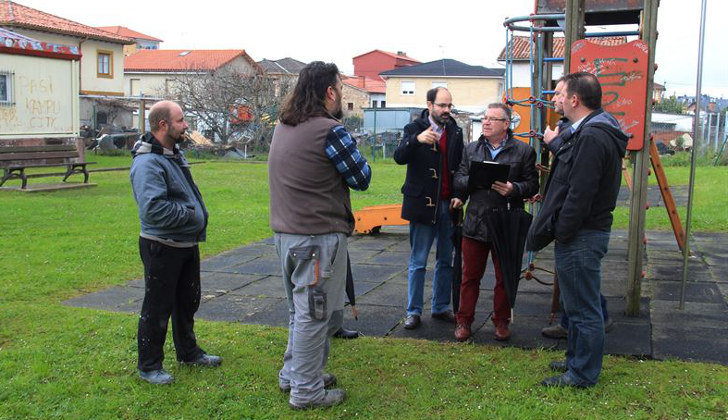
[487,102,512,121]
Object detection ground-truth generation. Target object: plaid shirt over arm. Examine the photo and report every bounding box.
[325,125,372,191]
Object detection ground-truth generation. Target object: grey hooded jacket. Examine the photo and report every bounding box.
[130,132,208,243]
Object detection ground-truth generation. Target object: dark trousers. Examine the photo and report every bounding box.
[137,237,203,372]
[555,230,610,386]
[456,236,510,326]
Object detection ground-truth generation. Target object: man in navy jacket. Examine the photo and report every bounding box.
[528,73,628,388]
[394,87,465,330]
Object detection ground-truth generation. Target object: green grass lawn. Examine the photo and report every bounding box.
[0,156,726,419]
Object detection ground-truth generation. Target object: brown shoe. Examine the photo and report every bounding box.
[454,323,471,342]
[494,321,511,341]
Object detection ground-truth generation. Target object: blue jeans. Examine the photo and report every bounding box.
[406,200,453,316]
[555,229,610,386]
[561,294,609,329]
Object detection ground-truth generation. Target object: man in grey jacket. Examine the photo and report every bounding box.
[130,100,221,385]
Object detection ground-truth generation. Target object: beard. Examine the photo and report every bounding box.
[332,94,344,120]
[332,107,343,120]
[166,129,186,145]
[432,111,449,126]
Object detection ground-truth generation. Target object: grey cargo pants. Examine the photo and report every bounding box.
[275,232,347,406]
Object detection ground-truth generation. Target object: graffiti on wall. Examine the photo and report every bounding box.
[570,40,649,151]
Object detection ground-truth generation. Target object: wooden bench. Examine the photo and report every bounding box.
[0,138,95,189]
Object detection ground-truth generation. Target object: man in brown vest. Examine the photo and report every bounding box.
[268,62,371,409]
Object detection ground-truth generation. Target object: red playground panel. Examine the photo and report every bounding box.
[570,39,649,151]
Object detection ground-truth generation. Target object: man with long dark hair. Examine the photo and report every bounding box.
[527,72,628,387]
[269,62,371,409]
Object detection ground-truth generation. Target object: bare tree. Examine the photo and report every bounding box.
[167,66,290,147]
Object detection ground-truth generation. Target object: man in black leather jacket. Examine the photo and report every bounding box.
[452,103,538,342]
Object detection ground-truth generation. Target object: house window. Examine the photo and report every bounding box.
[372,100,378,108]
[0,72,12,104]
[347,102,354,111]
[400,81,415,95]
[164,79,174,96]
[381,101,386,108]
[431,81,447,89]
[97,50,113,78]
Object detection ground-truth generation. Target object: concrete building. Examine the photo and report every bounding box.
[1,1,135,128]
[353,49,419,80]
[97,26,162,56]
[124,49,261,98]
[380,59,504,114]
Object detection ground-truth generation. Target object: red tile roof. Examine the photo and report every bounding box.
[125,49,262,73]
[352,49,420,64]
[342,76,386,94]
[97,26,162,42]
[0,1,134,44]
[498,36,628,61]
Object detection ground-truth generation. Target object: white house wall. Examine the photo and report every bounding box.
[508,62,564,88]
[5,28,125,95]
[0,54,79,139]
[124,56,258,98]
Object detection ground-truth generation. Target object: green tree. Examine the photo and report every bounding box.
[654,95,684,114]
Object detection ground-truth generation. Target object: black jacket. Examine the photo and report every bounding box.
[453,132,538,242]
[393,109,465,225]
[526,109,629,251]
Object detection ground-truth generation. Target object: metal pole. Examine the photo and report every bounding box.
[680,0,708,309]
[139,99,146,132]
[705,113,712,153]
[714,113,720,153]
[372,108,377,162]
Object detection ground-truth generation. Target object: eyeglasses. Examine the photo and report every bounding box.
[434,103,454,109]
[483,117,509,122]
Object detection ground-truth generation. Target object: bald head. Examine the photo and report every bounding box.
[149,101,181,133]
[148,100,188,148]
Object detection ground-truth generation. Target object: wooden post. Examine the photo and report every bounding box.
[139,99,146,132]
[626,0,660,316]
[563,0,585,73]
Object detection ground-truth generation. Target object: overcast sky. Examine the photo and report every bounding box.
[17,0,728,98]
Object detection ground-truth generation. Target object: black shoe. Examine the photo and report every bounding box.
[549,360,568,372]
[180,353,222,367]
[431,310,456,323]
[138,369,173,385]
[289,389,346,409]
[541,373,591,388]
[333,327,360,339]
[403,315,421,330]
[280,372,337,393]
